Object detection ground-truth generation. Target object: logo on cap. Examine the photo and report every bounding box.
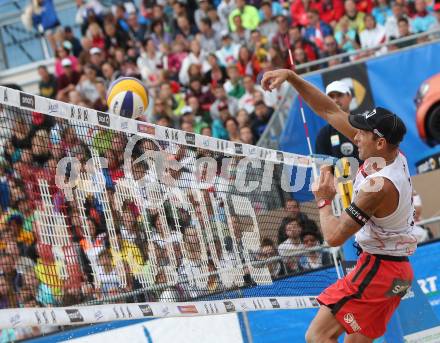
[365,109,376,119]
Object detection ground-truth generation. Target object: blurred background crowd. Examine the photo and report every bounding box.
[28,0,440,145]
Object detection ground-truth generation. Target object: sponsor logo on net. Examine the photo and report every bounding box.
[34,310,57,325]
[177,305,198,314]
[94,310,104,321]
[139,304,154,316]
[253,299,266,310]
[70,106,89,122]
[120,120,129,130]
[185,132,196,145]
[216,140,229,151]
[269,298,280,308]
[113,306,133,319]
[294,298,307,308]
[309,297,320,307]
[138,123,156,135]
[161,306,170,316]
[48,102,59,115]
[97,111,110,127]
[3,88,8,102]
[9,313,21,328]
[19,92,35,109]
[234,143,243,154]
[65,309,84,323]
[202,138,210,147]
[164,128,179,141]
[224,301,236,313]
[276,151,284,161]
[343,313,361,332]
[204,303,219,315]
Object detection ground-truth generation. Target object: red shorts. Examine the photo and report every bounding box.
[317,252,413,339]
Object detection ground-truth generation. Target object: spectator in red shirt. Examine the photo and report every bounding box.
[356,0,374,14]
[290,0,311,27]
[313,0,345,26]
[104,149,123,183]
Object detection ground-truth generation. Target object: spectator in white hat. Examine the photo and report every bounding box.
[54,41,79,77]
[56,58,81,101]
[315,80,360,160]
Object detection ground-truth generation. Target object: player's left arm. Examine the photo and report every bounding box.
[313,169,388,247]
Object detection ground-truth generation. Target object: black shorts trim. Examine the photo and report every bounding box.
[331,257,381,315]
[373,254,409,262]
[351,254,371,283]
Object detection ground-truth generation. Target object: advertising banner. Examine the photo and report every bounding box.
[280,42,440,175]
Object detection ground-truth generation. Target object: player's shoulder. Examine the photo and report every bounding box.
[359,175,396,197]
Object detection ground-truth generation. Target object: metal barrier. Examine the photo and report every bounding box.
[417,216,440,227]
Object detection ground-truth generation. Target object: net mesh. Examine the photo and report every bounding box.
[0,88,338,327]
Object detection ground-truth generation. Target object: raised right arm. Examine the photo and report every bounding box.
[261,69,358,143]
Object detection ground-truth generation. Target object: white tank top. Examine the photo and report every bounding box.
[353,152,418,256]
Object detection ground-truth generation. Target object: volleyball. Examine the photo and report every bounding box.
[106,77,149,119]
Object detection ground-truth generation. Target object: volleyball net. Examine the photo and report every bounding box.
[0,87,342,328]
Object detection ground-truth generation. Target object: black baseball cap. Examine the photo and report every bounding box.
[348,107,406,145]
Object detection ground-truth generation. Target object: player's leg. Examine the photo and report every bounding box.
[305,305,345,343]
[344,333,373,343]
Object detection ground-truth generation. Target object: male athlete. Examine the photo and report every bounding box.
[261,69,417,342]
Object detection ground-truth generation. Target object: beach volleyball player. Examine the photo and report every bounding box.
[261,69,417,343]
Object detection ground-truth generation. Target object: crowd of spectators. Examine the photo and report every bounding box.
[34,0,440,142]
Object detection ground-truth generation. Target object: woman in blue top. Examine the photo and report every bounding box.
[372,0,393,25]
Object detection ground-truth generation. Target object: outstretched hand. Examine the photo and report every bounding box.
[261,69,294,92]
